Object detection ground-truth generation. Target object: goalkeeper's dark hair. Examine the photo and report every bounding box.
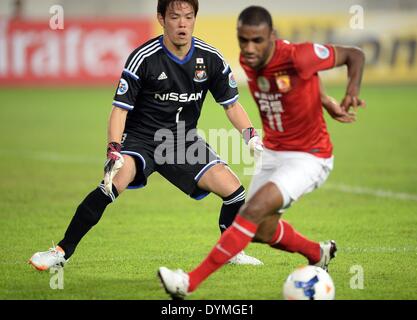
[238,6,273,30]
[158,0,199,18]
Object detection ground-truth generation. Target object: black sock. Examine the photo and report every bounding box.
[58,183,119,259]
[218,186,245,233]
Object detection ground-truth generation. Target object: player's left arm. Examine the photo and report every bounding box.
[225,101,263,155]
[319,78,356,123]
[333,45,366,112]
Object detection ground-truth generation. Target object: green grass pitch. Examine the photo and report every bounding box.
[0,85,416,300]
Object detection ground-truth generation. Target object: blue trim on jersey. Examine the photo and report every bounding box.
[219,94,239,107]
[159,36,195,65]
[123,68,140,81]
[113,101,134,111]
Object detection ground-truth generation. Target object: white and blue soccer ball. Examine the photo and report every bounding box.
[283,265,335,300]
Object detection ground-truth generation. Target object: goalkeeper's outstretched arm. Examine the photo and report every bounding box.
[103,106,128,195]
[108,106,128,144]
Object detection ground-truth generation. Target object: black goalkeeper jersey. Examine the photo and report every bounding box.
[112,35,239,142]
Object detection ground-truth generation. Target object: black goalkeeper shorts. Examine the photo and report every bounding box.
[120,133,226,200]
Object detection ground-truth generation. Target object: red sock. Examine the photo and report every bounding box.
[188,215,258,292]
[269,220,320,264]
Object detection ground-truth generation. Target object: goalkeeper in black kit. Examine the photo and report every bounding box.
[28,0,264,272]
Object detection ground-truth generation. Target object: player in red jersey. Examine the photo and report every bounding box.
[158,5,365,299]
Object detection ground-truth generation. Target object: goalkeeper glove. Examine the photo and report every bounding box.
[104,142,124,195]
[242,127,263,156]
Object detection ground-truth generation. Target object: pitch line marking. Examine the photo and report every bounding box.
[324,183,417,202]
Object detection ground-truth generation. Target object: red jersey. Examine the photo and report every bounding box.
[240,40,336,158]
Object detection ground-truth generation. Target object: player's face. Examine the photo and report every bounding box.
[237,22,275,70]
[158,1,196,48]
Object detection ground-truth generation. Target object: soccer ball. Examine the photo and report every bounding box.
[283,265,335,300]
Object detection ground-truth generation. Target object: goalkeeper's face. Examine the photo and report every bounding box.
[158,1,196,49]
[238,22,275,70]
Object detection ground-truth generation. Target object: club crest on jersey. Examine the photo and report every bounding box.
[194,58,208,82]
[275,73,291,93]
[257,76,270,92]
[229,72,237,88]
[117,78,128,95]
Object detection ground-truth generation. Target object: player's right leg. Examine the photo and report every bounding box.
[248,150,336,269]
[28,155,137,271]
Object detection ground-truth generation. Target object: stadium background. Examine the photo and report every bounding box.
[0,0,416,300]
[1,0,417,85]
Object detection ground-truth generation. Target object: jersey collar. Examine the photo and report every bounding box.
[159,35,195,65]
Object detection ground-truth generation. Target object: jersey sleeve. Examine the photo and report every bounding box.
[209,54,239,108]
[292,43,335,80]
[112,51,143,111]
